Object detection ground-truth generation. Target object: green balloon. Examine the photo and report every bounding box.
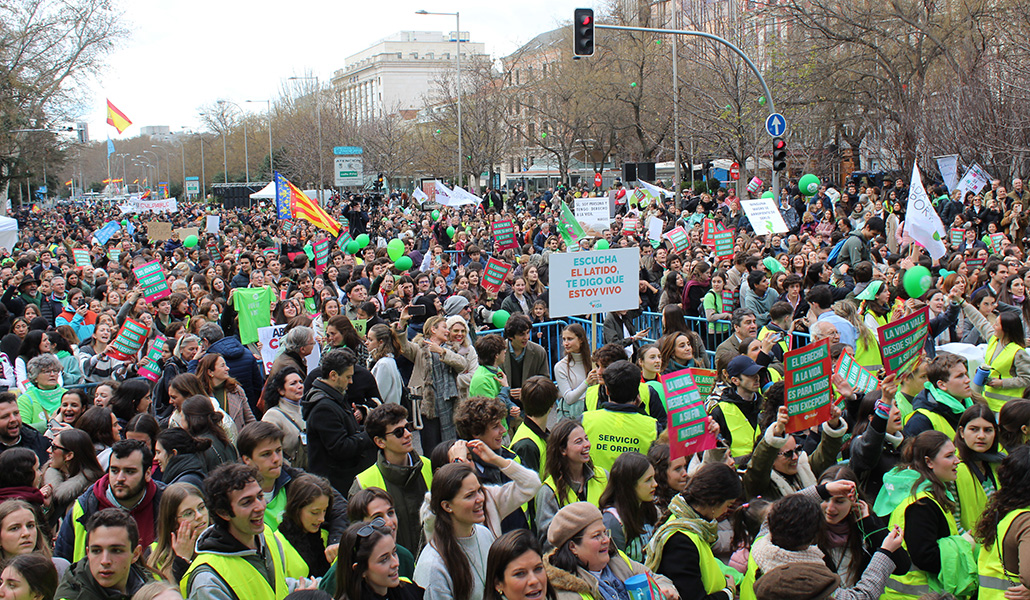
[356,234,370,249]
[394,256,413,271]
[492,309,511,329]
[799,174,821,196]
[431,210,441,221]
[903,265,933,299]
[387,239,405,260]
[345,240,360,255]
[761,191,775,199]
[121,220,129,227]
[595,239,610,250]
[758,96,767,106]
[183,235,198,248]
[447,226,455,238]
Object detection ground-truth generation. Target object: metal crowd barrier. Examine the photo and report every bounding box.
[478,319,568,378]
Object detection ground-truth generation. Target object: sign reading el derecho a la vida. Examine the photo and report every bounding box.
[549,248,640,318]
[785,338,834,433]
[877,307,929,375]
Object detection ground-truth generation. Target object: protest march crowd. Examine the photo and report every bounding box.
[1,168,1030,600]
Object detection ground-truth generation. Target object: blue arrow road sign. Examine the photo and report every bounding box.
[765,113,787,137]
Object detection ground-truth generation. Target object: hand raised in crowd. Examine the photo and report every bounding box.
[467,439,509,468]
[824,479,856,499]
[772,405,789,437]
[828,402,843,429]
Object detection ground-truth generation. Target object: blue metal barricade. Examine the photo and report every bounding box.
[478,319,568,378]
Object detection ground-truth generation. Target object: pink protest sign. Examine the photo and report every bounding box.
[133,260,170,303]
[661,369,718,459]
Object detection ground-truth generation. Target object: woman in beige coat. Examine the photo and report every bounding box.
[543,502,679,600]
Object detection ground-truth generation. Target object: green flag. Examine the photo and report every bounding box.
[559,201,586,247]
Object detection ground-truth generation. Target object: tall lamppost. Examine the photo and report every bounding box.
[288,76,323,203]
[218,100,250,183]
[245,99,274,179]
[142,150,159,185]
[416,9,462,186]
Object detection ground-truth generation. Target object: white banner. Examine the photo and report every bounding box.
[955,163,992,199]
[206,215,220,234]
[741,198,789,234]
[119,197,178,214]
[935,155,960,193]
[442,186,482,207]
[257,324,320,375]
[549,248,640,318]
[575,195,611,237]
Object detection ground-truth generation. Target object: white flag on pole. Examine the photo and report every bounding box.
[637,179,674,199]
[412,187,428,203]
[906,162,947,260]
[433,181,453,205]
[445,186,483,207]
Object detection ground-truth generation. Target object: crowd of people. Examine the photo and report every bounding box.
[0,172,1028,600]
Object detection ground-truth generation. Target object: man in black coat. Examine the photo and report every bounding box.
[302,348,376,494]
[0,392,48,463]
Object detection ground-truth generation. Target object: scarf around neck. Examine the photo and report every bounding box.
[644,495,718,571]
[924,382,972,415]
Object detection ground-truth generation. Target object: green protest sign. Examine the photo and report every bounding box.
[784,338,833,433]
[712,229,734,259]
[833,349,877,394]
[877,307,929,375]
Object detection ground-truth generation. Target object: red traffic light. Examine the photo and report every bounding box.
[773,138,786,150]
[581,15,592,25]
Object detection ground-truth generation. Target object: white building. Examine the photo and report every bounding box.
[331,31,487,123]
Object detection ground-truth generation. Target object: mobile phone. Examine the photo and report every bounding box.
[408,305,426,316]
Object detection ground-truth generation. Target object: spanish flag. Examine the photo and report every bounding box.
[64,179,73,186]
[106,99,132,134]
[31,204,41,214]
[274,172,341,236]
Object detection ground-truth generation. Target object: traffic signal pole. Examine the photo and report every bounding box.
[589,22,781,201]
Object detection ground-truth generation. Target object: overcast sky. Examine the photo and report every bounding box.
[83,0,584,140]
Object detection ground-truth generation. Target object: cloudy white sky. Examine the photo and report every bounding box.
[83,0,585,139]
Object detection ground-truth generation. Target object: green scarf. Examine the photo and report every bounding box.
[24,384,66,415]
[924,383,972,415]
[644,495,718,571]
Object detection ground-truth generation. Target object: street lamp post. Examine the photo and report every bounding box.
[143,150,159,185]
[416,9,462,186]
[219,100,250,183]
[288,76,323,203]
[245,99,274,180]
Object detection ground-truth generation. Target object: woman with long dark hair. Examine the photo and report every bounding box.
[645,463,740,599]
[181,394,238,471]
[646,443,689,517]
[155,428,210,489]
[998,399,1030,454]
[979,310,1030,413]
[883,430,962,599]
[954,404,1004,533]
[414,462,493,600]
[554,324,596,421]
[196,353,255,433]
[334,518,423,600]
[42,429,102,526]
[809,465,911,587]
[484,530,554,600]
[681,261,711,316]
[535,419,609,538]
[277,474,334,579]
[0,553,58,600]
[15,330,53,392]
[76,406,120,469]
[598,452,658,562]
[974,446,1030,597]
[107,379,151,431]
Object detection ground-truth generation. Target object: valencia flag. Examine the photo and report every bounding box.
[274,172,341,236]
[106,99,132,134]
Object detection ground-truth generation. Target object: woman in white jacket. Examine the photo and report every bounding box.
[366,323,404,405]
[555,324,598,421]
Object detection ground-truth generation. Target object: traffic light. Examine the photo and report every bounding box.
[772,137,787,172]
[573,8,594,56]
[375,173,384,190]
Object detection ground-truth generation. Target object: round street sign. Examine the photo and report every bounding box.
[730,162,740,180]
[594,173,602,187]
